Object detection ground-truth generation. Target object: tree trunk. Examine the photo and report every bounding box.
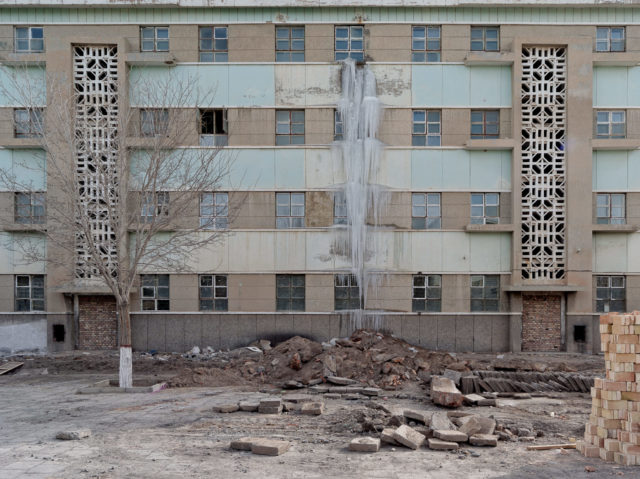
[117,301,133,388]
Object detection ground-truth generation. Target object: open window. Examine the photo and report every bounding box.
[200,109,228,146]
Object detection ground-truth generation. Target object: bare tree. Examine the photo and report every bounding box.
[0,60,235,387]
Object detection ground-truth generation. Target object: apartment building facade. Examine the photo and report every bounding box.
[0,0,638,355]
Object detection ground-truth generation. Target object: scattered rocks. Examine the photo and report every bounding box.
[469,434,498,447]
[433,430,468,443]
[392,425,425,450]
[251,439,291,456]
[56,430,91,440]
[431,376,463,408]
[428,438,459,450]
[349,437,380,452]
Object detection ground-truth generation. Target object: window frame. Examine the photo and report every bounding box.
[334,110,344,141]
[596,26,626,52]
[140,26,169,52]
[411,25,441,62]
[412,109,441,146]
[15,274,45,312]
[200,192,229,230]
[470,110,500,139]
[14,26,44,53]
[140,108,169,137]
[199,274,228,311]
[596,275,626,313]
[595,110,626,139]
[334,273,362,311]
[276,26,305,62]
[470,274,500,312]
[334,25,364,61]
[596,193,626,225]
[470,193,500,225]
[275,109,305,145]
[276,274,305,311]
[333,190,348,225]
[15,192,46,224]
[141,191,169,223]
[140,274,170,311]
[14,108,43,138]
[276,192,305,229]
[412,274,442,312]
[199,26,228,62]
[411,192,441,229]
[199,108,228,146]
[470,26,500,52]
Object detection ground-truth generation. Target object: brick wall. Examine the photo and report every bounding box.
[78,296,117,350]
[521,294,561,352]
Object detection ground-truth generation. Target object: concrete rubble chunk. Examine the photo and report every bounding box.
[238,401,260,412]
[56,430,91,440]
[309,385,330,394]
[433,430,469,443]
[463,393,486,406]
[443,369,463,386]
[469,434,498,447]
[380,428,399,445]
[349,437,380,452]
[431,376,464,408]
[324,393,342,399]
[430,412,455,432]
[361,387,381,396]
[259,397,282,407]
[428,438,459,450]
[258,405,283,414]
[513,393,532,400]
[301,401,324,415]
[213,404,239,413]
[327,376,357,385]
[283,394,314,404]
[403,409,430,424]
[459,416,497,436]
[230,437,256,451]
[392,425,425,450]
[251,439,291,456]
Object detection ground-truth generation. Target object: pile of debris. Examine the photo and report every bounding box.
[213,395,325,416]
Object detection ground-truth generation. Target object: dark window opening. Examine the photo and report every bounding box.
[53,324,65,342]
[573,325,586,343]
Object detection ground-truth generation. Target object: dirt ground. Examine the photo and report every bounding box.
[0,347,636,478]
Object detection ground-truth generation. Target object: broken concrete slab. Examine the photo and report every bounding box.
[463,393,486,406]
[324,393,341,400]
[431,376,463,408]
[56,430,91,440]
[433,430,468,443]
[238,401,260,412]
[258,405,283,414]
[213,404,239,413]
[443,369,462,386]
[361,387,381,396]
[349,437,380,452]
[403,409,430,424]
[469,434,498,447]
[327,376,357,385]
[392,425,425,450]
[428,438,459,450]
[513,393,532,400]
[251,439,290,456]
[430,412,455,432]
[309,385,330,394]
[459,416,496,436]
[301,402,324,415]
[230,437,256,451]
[259,397,281,407]
[282,394,315,404]
[380,428,399,445]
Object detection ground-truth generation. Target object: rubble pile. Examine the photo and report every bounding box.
[578,312,640,466]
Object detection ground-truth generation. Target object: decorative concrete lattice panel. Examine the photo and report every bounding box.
[73,46,119,278]
[520,46,566,280]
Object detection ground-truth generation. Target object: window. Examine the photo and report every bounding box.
[596,27,625,52]
[470,26,499,52]
[411,193,441,229]
[199,274,228,311]
[335,26,364,61]
[276,110,305,145]
[14,27,44,53]
[596,111,625,139]
[411,26,441,62]
[141,26,169,52]
[14,108,43,138]
[276,26,305,62]
[335,274,362,310]
[596,276,625,313]
[334,110,344,141]
[141,192,169,223]
[15,275,45,312]
[200,109,228,146]
[141,275,170,311]
[334,191,347,225]
[200,192,228,229]
[15,192,45,224]
[141,109,168,137]
[470,275,499,312]
[471,110,500,139]
[412,110,441,146]
[471,193,499,225]
[596,193,625,225]
[276,192,305,228]
[412,274,441,312]
[199,26,228,62]
[276,274,305,311]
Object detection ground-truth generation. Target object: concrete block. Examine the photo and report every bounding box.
[259,397,281,407]
[469,434,498,447]
[251,439,290,456]
[392,425,425,450]
[463,393,486,405]
[403,409,430,424]
[258,405,283,414]
[431,376,463,408]
[380,428,399,445]
[213,404,239,413]
[362,387,381,396]
[230,437,256,450]
[428,438,460,450]
[433,430,468,442]
[459,416,496,436]
[430,412,455,431]
[56,430,91,440]
[349,437,380,452]
[301,402,324,415]
[238,401,260,412]
[327,376,357,385]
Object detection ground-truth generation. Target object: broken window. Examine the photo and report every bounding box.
[199,274,228,311]
[412,274,441,312]
[200,109,228,146]
[596,276,625,313]
[141,274,170,311]
[14,108,43,138]
[276,274,305,311]
[15,274,45,312]
[334,274,362,311]
[334,191,347,225]
[141,191,169,223]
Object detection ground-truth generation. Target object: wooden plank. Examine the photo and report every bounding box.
[527,444,576,451]
[0,362,24,375]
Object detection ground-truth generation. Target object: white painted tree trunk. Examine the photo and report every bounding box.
[119,346,133,388]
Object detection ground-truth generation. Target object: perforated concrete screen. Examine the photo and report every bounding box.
[520,46,567,281]
[73,45,119,279]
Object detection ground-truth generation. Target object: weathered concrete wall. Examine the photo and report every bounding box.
[0,314,47,355]
[131,312,512,353]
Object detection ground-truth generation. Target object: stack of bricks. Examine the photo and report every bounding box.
[577,312,640,466]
